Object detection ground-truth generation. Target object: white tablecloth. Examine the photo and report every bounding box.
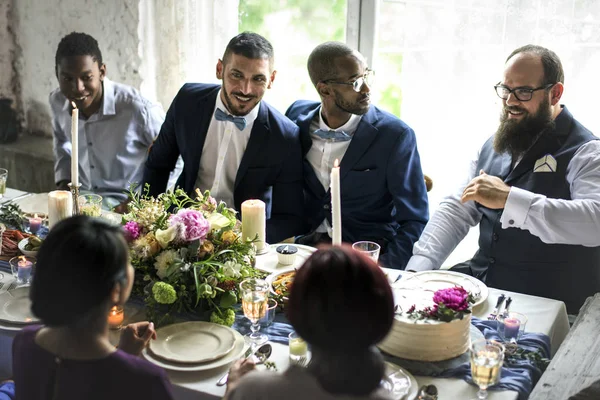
[0,190,571,399]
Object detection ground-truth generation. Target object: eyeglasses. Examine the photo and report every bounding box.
[322,69,374,92]
[494,83,555,102]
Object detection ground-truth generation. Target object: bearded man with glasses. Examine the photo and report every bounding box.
[406,45,600,315]
[286,42,429,270]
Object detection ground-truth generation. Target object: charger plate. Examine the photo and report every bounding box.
[149,321,236,364]
[144,328,247,371]
[0,287,39,325]
[396,270,488,308]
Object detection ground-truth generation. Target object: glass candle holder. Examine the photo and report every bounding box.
[9,255,35,286]
[78,194,103,217]
[497,312,527,343]
[28,214,43,235]
[108,305,124,330]
[288,331,308,365]
[352,241,381,263]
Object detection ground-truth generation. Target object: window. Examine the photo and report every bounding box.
[238,0,348,112]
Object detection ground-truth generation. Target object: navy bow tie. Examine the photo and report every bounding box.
[312,129,352,142]
[215,108,247,131]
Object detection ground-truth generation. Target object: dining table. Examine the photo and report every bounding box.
[0,189,571,399]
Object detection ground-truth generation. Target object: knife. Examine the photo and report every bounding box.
[216,344,257,386]
[487,293,506,320]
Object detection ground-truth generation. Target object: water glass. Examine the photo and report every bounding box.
[78,194,103,217]
[0,168,7,199]
[470,339,504,399]
[9,256,36,286]
[352,241,381,263]
[288,331,308,366]
[497,312,527,343]
[240,278,270,346]
[258,298,277,328]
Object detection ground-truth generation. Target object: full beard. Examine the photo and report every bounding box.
[493,97,555,158]
[221,82,259,116]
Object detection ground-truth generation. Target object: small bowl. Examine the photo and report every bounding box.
[18,238,39,257]
[276,245,298,265]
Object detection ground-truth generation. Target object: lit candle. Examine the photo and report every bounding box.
[241,199,266,252]
[330,159,342,246]
[503,317,521,339]
[108,306,124,329]
[29,214,42,234]
[48,190,73,228]
[17,255,32,283]
[71,101,79,187]
[289,337,308,356]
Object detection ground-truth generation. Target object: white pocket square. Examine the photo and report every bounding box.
[534,154,557,173]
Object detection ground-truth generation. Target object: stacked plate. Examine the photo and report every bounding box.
[143,321,247,371]
[0,286,40,331]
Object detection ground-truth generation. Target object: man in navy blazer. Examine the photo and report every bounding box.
[286,42,429,269]
[143,32,304,244]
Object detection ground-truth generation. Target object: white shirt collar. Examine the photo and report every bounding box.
[317,106,362,135]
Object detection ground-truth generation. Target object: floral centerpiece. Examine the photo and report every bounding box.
[122,186,264,326]
[406,286,475,322]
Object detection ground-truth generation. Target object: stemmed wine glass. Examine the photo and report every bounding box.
[239,278,270,347]
[470,339,505,399]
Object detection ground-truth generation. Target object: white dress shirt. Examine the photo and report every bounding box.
[406,139,600,272]
[194,91,259,208]
[306,107,362,234]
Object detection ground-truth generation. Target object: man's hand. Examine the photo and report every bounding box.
[118,321,157,356]
[225,358,256,395]
[461,170,511,209]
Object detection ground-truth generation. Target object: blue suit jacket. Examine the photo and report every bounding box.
[143,84,304,243]
[286,100,429,269]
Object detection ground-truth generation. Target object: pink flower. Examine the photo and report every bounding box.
[124,221,142,241]
[169,209,210,242]
[433,286,470,312]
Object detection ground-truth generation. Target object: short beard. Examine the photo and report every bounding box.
[493,97,555,158]
[333,90,370,116]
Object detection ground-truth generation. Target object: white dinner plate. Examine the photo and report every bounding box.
[375,361,418,400]
[395,270,488,308]
[254,243,316,274]
[0,287,39,325]
[143,328,247,371]
[149,321,236,364]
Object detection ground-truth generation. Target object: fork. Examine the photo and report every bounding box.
[295,356,308,367]
[487,294,506,320]
[500,297,513,318]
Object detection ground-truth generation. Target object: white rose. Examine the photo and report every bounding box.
[155,225,178,248]
[207,212,231,231]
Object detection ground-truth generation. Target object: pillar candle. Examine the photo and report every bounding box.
[17,256,33,283]
[503,317,521,339]
[48,190,73,228]
[29,214,42,234]
[330,159,342,246]
[71,102,79,186]
[241,199,266,252]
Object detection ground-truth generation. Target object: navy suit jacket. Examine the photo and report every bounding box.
[286,100,429,269]
[143,84,304,243]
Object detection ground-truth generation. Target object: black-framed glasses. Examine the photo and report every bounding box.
[494,83,555,102]
[322,69,375,92]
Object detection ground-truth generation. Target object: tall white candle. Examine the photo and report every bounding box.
[241,199,266,252]
[331,159,342,246]
[71,102,79,186]
[48,190,73,228]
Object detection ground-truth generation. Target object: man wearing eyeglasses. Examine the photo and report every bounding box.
[285,42,429,270]
[406,45,600,314]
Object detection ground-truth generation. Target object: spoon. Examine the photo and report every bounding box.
[216,343,272,386]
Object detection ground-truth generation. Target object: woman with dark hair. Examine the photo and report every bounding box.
[12,216,173,400]
[225,245,396,399]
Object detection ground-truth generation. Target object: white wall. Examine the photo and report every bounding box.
[11,0,141,136]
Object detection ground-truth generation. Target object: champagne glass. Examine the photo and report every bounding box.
[470,339,504,399]
[0,168,7,199]
[240,278,270,346]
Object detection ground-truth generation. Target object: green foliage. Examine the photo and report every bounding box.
[0,202,24,231]
[210,308,236,327]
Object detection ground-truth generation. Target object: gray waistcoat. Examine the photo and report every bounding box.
[470,107,600,314]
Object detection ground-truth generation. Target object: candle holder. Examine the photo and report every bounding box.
[68,182,82,215]
[108,305,124,330]
[9,255,36,286]
[497,312,527,343]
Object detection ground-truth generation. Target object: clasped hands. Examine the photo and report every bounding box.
[461,170,511,209]
[117,321,157,356]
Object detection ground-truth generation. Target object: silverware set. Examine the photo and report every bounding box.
[487,294,512,320]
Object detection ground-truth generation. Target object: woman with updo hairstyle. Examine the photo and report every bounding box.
[225,245,395,400]
[12,216,173,400]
